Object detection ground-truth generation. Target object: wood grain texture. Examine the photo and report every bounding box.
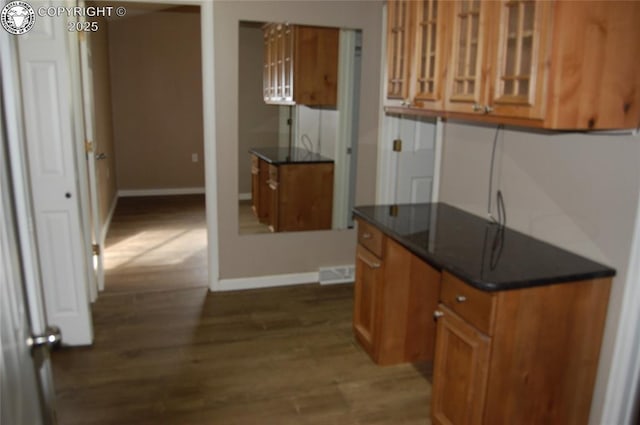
[483,278,612,425]
[276,162,334,232]
[52,283,434,425]
[258,158,270,223]
[440,272,496,336]
[294,26,339,106]
[547,1,640,129]
[353,245,384,355]
[431,305,490,425]
[103,195,208,294]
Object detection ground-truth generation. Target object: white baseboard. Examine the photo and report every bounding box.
[118,187,205,197]
[212,271,319,292]
[238,192,251,201]
[100,192,118,246]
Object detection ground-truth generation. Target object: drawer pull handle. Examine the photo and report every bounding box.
[361,232,372,240]
[433,310,444,320]
[456,295,467,303]
[357,253,380,269]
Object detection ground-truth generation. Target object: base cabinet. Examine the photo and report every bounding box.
[353,218,441,365]
[432,306,490,425]
[353,245,383,354]
[432,272,612,425]
[250,155,333,232]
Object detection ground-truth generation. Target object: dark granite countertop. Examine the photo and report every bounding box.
[249,147,333,165]
[353,203,616,292]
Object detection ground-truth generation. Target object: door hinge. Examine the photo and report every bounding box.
[85,140,94,154]
[393,139,402,152]
[92,243,100,256]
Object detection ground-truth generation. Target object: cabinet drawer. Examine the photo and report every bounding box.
[440,272,496,335]
[356,219,383,258]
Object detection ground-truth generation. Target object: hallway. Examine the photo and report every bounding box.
[103,195,208,293]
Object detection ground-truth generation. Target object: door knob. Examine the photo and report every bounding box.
[26,325,62,352]
[95,153,107,160]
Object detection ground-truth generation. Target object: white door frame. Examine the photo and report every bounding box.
[77,0,105,295]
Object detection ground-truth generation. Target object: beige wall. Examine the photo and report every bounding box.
[108,7,204,190]
[238,23,280,196]
[89,17,117,227]
[214,1,382,279]
[438,120,640,423]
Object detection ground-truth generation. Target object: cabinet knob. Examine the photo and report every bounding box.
[472,102,483,112]
[433,310,444,320]
[484,105,494,114]
[455,295,467,303]
[361,232,372,239]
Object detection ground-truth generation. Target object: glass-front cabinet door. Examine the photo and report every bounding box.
[386,0,413,103]
[445,0,488,114]
[490,0,551,120]
[413,0,451,109]
[280,24,294,103]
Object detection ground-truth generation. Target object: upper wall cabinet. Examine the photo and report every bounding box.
[263,23,339,107]
[385,0,640,130]
[385,0,452,110]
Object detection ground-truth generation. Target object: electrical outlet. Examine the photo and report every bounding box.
[192,153,198,162]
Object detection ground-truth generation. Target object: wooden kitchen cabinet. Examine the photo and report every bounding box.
[353,218,441,365]
[263,23,339,106]
[386,0,640,130]
[385,0,413,102]
[353,243,383,354]
[385,0,452,110]
[431,271,612,425]
[267,162,333,232]
[250,154,270,223]
[432,305,490,425]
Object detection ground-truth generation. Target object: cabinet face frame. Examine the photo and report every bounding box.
[432,305,490,425]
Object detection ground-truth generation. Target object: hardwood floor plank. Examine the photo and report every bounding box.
[51,195,432,424]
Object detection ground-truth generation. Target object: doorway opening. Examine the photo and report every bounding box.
[85,3,208,293]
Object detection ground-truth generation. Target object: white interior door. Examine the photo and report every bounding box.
[77,1,105,293]
[0,81,56,425]
[392,116,436,204]
[15,0,94,346]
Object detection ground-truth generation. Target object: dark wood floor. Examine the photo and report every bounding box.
[103,195,208,293]
[51,195,433,425]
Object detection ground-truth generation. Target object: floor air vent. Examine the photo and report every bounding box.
[319,266,355,285]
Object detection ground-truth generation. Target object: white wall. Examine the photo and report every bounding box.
[294,105,338,159]
[438,120,640,424]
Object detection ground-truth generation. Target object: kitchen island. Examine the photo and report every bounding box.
[352,203,615,425]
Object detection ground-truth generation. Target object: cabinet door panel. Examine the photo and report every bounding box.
[386,0,414,101]
[445,0,489,113]
[432,305,490,425]
[413,0,452,109]
[353,245,383,355]
[490,0,552,120]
